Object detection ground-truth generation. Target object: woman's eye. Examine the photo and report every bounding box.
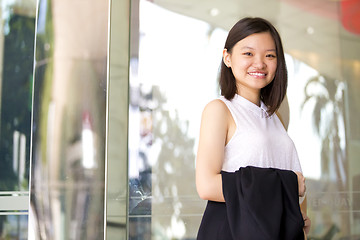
[243,52,252,56]
[266,54,276,58]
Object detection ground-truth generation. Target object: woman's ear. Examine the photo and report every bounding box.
[223,49,231,68]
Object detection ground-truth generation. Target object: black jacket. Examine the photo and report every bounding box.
[197,166,305,240]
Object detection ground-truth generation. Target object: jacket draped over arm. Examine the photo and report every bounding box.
[197,166,304,240]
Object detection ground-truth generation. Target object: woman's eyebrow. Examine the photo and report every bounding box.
[240,46,276,52]
[240,46,254,50]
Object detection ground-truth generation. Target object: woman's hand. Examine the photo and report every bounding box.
[302,210,311,235]
[295,172,306,197]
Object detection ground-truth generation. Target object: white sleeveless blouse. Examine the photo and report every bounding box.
[220,94,302,173]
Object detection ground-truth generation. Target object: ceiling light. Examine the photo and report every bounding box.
[210,8,219,17]
[306,26,315,35]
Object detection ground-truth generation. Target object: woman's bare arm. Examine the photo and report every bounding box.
[196,100,230,202]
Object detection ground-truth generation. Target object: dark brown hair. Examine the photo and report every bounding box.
[219,17,287,116]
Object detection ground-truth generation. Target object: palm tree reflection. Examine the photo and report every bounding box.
[301,74,347,191]
[129,85,197,239]
[301,74,350,237]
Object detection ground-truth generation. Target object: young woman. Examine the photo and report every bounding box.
[196,17,311,238]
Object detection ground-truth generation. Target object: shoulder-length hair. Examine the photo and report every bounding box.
[219,17,287,116]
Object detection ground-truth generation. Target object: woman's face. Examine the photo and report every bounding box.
[223,32,277,97]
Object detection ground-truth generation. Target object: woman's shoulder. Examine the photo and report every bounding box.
[201,99,232,128]
[203,98,229,116]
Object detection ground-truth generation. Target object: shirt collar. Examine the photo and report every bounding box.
[233,94,270,118]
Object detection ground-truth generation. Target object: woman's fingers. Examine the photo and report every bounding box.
[302,211,311,235]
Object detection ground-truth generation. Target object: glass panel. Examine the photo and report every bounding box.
[0,0,36,193]
[0,214,28,239]
[129,0,360,239]
[128,1,225,238]
[0,0,36,238]
[278,1,360,237]
[29,0,109,239]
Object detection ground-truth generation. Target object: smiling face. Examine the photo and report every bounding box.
[223,32,277,104]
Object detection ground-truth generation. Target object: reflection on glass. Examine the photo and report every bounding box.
[0,0,35,193]
[128,1,225,238]
[128,85,153,240]
[29,0,109,239]
[286,56,352,238]
[302,74,346,187]
[0,0,36,238]
[0,215,28,239]
[130,0,360,239]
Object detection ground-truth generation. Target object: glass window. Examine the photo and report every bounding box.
[0,215,28,239]
[0,0,36,238]
[0,0,35,192]
[128,0,360,239]
[28,0,110,239]
[128,1,227,238]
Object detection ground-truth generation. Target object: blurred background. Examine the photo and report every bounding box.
[0,0,359,239]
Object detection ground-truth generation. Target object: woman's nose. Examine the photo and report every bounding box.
[253,57,266,69]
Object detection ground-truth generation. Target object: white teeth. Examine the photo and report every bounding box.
[249,72,265,76]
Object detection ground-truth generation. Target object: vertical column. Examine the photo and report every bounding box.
[29,0,109,239]
[106,0,131,239]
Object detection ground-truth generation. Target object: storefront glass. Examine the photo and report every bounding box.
[29,0,109,239]
[126,0,360,239]
[1,0,359,239]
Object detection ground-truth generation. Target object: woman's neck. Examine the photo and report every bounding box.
[236,90,261,106]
